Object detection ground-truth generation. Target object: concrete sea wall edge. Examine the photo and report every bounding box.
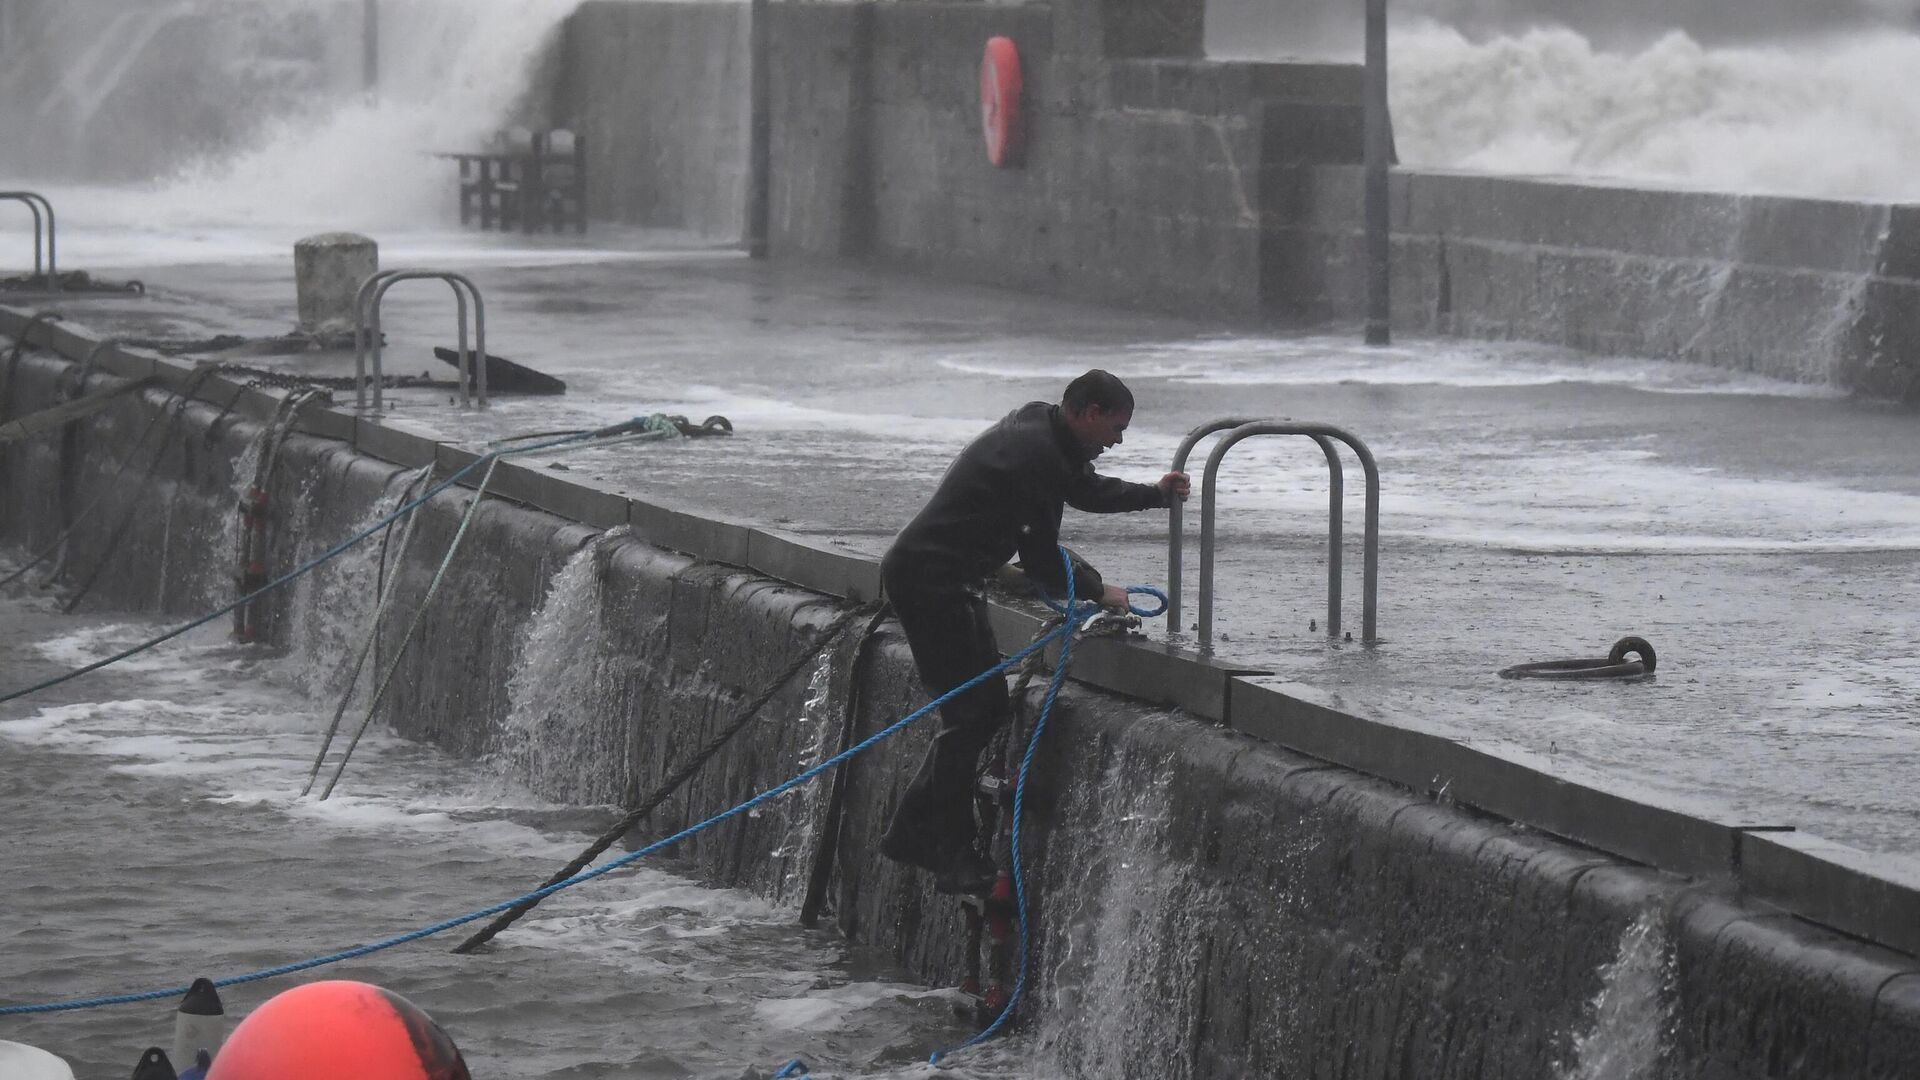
[4,309,1919,1075]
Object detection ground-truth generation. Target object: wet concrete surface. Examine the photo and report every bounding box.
[13,230,1920,859]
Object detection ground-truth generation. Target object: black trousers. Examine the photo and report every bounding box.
[880,560,1010,859]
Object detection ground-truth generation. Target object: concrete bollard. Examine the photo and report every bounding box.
[294,232,377,339]
[171,977,227,1069]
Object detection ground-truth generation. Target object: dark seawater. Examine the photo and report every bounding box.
[0,588,1036,1079]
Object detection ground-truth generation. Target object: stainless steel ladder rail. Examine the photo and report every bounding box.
[1189,420,1379,647]
[1167,416,1262,631]
[1169,418,1345,637]
[352,269,488,411]
[0,192,55,289]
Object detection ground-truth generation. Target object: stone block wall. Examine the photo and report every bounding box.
[563,1,750,236]
[1270,166,1920,398]
[765,5,1363,318]
[569,0,1364,316]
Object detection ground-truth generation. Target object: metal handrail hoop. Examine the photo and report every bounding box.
[1193,420,1379,648]
[1167,416,1263,631]
[353,269,489,411]
[1169,417,1344,636]
[0,191,56,289]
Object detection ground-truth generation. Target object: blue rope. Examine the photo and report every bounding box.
[771,1060,810,1078]
[928,547,1082,1067]
[0,603,1073,1016]
[0,419,656,706]
[1034,581,1167,619]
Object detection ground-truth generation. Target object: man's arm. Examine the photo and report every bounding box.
[1015,519,1105,599]
[1066,466,1191,513]
[1065,465,1166,513]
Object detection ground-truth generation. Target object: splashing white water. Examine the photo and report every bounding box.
[1393,22,1920,202]
[1036,753,1211,1075]
[162,0,580,230]
[768,653,840,907]
[499,537,622,804]
[3,0,580,229]
[281,466,428,701]
[1557,910,1675,1079]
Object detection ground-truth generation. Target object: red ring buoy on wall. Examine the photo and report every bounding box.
[980,36,1023,167]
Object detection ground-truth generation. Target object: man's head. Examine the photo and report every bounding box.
[1060,369,1134,459]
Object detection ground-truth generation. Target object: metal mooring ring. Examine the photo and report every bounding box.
[1498,636,1657,680]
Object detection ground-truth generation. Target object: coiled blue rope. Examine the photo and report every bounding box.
[0,418,657,706]
[0,588,1075,1017]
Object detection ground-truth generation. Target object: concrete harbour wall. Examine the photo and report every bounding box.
[5,312,1920,1076]
[563,0,1920,397]
[562,1,751,235]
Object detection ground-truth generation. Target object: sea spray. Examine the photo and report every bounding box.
[1392,23,1920,203]
[1,0,581,223]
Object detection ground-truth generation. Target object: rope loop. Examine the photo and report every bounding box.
[1124,584,1168,618]
[1033,581,1168,620]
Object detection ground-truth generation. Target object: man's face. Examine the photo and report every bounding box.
[1069,404,1131,458]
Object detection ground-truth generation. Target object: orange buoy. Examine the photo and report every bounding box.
[979,36,1023,167]
[205,981,470,1080]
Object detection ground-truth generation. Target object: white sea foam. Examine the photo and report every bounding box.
[754,983,953,1032]
[1394,23,1920,203]
[937,336,1841,397]
[1206,6,1920,205]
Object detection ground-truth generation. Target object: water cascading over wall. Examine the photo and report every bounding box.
[3,341,1918,1077]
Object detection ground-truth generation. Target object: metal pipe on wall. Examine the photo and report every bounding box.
[1363,0,1391,345]
[363,0,379,95]
[745,0,771,258]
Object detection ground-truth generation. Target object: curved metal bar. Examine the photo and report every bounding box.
[0,192,52,286]
[362,270,489,412]
[1167,416,1265,632]
[438,272,487,409]
[1309,434,1344,639]
[1197,421,1379,649]
[353,268,407,411]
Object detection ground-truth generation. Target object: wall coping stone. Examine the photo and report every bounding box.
[628,494,754,566]
[1229,677,1758,878]
[746,527,883,604]
[1740,831,1920,958]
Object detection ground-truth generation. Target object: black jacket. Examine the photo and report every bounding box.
[883,402,1164,599]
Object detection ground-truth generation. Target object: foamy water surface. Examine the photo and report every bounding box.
[0,589,1032,1079]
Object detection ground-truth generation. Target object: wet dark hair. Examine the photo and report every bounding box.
[1061,369,1134,415]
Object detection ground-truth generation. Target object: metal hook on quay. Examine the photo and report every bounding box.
[1498,636,1657,681]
